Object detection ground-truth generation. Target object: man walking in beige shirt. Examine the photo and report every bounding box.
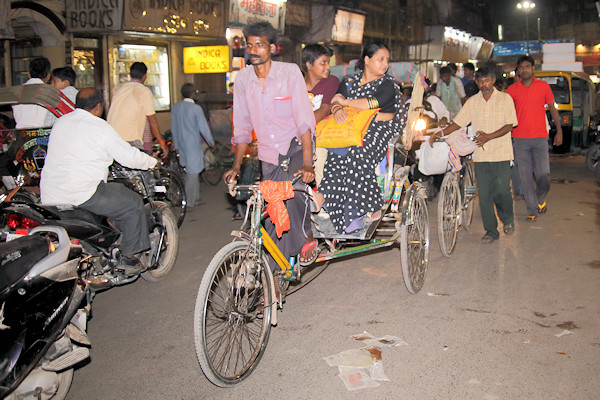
[431,67,518,244]
[107,62,168,155]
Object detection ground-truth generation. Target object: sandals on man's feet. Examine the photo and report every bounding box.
[480,235,496,244]
[365,210,382,223]
[538,201,547,214]
[503,223,515,235]
[526,215,537,223]
[299,240,318,266]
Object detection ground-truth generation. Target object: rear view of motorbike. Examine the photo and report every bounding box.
[0,227,91,400]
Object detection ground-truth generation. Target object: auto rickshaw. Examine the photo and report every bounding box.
[535,70,597,153]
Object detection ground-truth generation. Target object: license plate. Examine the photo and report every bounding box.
[154,185,167,193]
[6,232,27,241]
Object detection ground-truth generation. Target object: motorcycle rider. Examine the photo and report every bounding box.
[40,87,158,273]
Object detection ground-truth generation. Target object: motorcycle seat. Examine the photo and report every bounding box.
[39,205,104,225]
[0,235,50,291]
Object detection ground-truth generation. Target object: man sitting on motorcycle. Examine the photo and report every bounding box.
[40,87,158,273]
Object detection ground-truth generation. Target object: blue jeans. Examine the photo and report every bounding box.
[513,137,551,216]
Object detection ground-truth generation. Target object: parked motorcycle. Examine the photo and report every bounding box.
[0,226,91,399]
[1,164,180,286]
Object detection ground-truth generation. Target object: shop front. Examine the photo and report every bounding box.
[65,0,228,128]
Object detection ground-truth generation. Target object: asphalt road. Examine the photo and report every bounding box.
[65,155,600,400]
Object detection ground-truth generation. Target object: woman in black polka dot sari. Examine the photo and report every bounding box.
[320,42,402,233]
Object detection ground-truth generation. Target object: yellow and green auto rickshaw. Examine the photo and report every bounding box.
[535,70,597,153]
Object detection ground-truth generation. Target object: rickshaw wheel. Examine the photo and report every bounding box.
[437,173,460,257]
[400,188,429,294]
[194,241,272,387]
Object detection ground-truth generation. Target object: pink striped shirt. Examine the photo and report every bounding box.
[232,61,316,165]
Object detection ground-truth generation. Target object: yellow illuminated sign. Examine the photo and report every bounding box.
[183,46,230,73]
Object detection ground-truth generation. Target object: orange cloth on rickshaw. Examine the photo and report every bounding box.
[258,180,294,238]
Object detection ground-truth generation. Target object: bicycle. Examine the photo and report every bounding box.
[415,132,477,257]
[193,134,430,387]
[202,141,234,185]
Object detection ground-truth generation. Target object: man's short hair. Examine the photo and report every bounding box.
[464,62,475,72]
[130,62,148,79]
[439,66,451,76]
[516,55,535,67]
[301,44,333,67]
[52,67,77,86]
[76,88,104,110]
[29,57,51,80]
[475,66,496,80]
[181,83,196,98]
[448,63,457,73]
[243,21,278,45]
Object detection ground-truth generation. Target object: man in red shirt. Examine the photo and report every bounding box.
[507,56,562,222]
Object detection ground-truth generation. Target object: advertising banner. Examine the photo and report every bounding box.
[332,9,365,44]
[183,46,230,73]
[121,0,226,37]
[228,0,287,34]
[66,0,123,32]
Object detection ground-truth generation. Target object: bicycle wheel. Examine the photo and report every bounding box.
[400,187,429,294]
[202,147,224,186]
[194,241,273,387]
[437,173,460,257]
[162,171,187,228]
[461,160,477,231]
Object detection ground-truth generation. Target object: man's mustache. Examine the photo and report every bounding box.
[249,54,259,59]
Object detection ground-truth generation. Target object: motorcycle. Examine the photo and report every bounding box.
[0,226,91,399]
[1,164,180,287]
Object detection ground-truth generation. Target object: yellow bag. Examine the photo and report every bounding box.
[315,107,380,148]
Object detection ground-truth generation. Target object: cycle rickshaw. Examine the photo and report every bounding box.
[193,69,432,387]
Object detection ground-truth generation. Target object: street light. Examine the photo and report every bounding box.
[517,1,535,55]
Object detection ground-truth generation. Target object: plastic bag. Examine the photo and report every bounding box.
[417,140,450,176]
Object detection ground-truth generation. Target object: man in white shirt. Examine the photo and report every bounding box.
[12,57,56,128]
[41,87,157,272]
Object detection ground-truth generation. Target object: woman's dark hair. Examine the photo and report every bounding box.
[301,44,333,69]
[29,57,51,79]
[75,88,104,110]
[516,55,535,67]
[243,21,278,45]
[356,41,390,71]
[181,83,196,98]
[130,62,148,79]
[52,67,77,86]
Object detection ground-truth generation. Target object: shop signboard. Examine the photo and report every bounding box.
[183,45,230,73]
[66,0,124,32]
[122,0,226,37]
[331,9,365,45]
[228,0,287,34]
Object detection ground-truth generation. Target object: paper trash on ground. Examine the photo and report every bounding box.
[337,367,381,391]
[555,329,573,337]
[325,332,407,391]
[350,331,408,348]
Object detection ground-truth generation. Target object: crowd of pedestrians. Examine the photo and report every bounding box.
[5,23,563,256]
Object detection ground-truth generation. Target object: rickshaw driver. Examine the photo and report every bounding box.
[224,21,317,268]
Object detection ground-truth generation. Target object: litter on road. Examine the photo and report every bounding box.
[324,332,408,391]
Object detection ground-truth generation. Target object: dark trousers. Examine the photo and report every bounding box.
[513,137,551,216]
[80,181,150,255]
[261,140,310,271]
[474,161,513,239]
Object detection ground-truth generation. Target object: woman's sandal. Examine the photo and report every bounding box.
[299,240,318,266]
[309,190,325,213]
[365,210,382,223]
